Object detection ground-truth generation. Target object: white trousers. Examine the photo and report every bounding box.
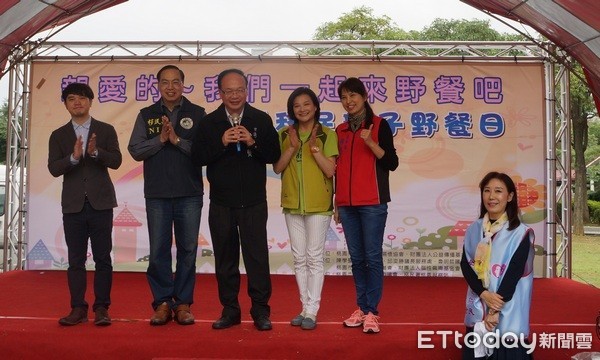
[284,213,331,317]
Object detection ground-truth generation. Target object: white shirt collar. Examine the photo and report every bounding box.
[71,116,92,129]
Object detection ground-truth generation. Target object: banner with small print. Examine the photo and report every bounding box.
[26,60,547,276]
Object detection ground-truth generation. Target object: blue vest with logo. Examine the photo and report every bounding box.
[463,218,535,336]
[139,97,204,198]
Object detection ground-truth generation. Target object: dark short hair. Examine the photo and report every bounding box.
[337,77,374,123]
[478,171,521,230]
[61,82,94,101]
[157,65,185,82]
[217,68,248,89]
[286,87,321,124]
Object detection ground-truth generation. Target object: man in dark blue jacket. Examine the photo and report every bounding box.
[128,65,205,326]
[192,68,280,331]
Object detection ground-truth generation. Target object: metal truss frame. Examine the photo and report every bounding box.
[2,40,568,275]
[547,56,572,278]
[2,42,30,272]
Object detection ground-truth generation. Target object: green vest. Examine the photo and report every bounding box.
[280,124,335,213]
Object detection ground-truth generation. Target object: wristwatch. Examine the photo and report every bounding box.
[310,146,320,153]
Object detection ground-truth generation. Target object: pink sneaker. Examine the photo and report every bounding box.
[363,312,380,333]
[343,309,365,327]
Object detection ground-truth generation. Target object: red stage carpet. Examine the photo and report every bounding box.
[0,271,598,359]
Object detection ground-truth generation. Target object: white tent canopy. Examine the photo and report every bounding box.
[0,0,126,78]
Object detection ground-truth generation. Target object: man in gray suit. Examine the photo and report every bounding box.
[48,82,122,326]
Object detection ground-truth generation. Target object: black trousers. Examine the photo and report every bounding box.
[63,202,113,311]
[209,201,271,320]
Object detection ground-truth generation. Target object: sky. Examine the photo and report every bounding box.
[0,0,532,101]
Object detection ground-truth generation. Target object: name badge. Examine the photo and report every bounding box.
[180,117,193,130]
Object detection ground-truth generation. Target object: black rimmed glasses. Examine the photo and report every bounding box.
[221,88,246,97]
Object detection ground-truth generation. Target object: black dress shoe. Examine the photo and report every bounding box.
[58,307,88,326]
[253,315,272,331]
[212,316,241,329]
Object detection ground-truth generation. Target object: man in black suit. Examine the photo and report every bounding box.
[48,82,122,326]
[192,69,280,331]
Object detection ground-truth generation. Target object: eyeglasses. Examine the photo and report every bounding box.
[221,88,246,97]
[159,80,183,88]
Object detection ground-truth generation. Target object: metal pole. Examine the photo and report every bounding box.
[15,42,30,270]
[545,58,556,278]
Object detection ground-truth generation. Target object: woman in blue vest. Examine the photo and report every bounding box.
[274,87,338,330]
[461,171,535,359]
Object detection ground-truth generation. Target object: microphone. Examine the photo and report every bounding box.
[231,114,241,152]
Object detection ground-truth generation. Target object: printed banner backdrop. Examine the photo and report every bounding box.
[26,60,547,277]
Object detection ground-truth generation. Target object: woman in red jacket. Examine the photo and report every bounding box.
[335,77,399,334]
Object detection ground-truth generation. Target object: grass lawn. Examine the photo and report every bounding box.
[571,234,600,288]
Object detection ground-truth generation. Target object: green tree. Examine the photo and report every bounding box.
[313,10,525,56]
[415,18,528,56]
[570,65,598,233]
[585,120,600,184]
[313,6,408,40]
[310,6,411,56]
[417,18,507,41]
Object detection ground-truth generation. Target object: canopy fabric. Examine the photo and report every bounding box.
[0,0,126,76]
[461,0,600,112]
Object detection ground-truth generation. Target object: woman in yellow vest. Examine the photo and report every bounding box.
[274,87,338,330]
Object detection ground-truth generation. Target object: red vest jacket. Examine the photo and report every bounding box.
[335,115,398,206]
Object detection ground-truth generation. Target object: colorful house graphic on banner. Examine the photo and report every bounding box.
[27,239,55,270]
[113,204,142,264]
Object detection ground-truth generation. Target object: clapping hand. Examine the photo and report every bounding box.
[73,135,83,160]
[307,125,318,150]
[87,133,97,156]
[160,115,171,143]
[288,126,300,151]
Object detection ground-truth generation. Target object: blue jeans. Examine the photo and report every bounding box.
[338,204,388,315]
[145,196,202,309]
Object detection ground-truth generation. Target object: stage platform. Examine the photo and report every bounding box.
[0,271,598,359]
